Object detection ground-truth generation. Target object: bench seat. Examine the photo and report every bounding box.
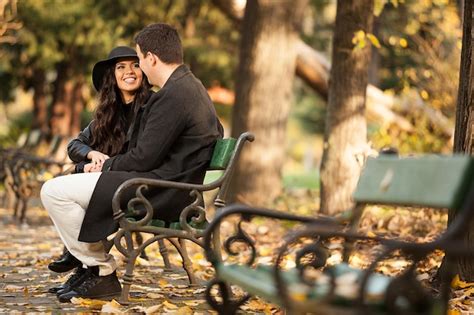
[216,263,391,309]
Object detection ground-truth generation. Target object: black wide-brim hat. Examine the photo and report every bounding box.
[92,46,138,91]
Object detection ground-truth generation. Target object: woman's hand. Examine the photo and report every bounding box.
[84,162,103,173]
[87,150,110,167]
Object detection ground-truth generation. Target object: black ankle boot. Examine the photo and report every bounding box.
[48,250,81,273]
[48,266,89,294]
[58,268,121,303]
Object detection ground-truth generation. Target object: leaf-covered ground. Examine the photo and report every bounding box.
[0,191,473,314]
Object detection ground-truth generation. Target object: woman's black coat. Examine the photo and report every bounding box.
[78,65,223,242]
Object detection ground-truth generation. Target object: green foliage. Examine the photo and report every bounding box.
[0,111,34,147]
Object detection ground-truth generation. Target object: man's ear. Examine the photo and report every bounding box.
[149,52,158,66]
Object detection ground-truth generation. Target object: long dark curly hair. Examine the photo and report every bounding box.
[90,64,151,156]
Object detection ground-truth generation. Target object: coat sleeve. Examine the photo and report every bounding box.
[103,92,187,172]
[67,121,94,163]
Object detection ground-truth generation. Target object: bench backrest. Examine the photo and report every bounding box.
[353,155,474,210]
[207,132,254,208]
[208,138,237,171]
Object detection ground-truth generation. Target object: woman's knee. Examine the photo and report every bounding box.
[40,178,59,203]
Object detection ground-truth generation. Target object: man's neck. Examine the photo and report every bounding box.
[157,63,181,88]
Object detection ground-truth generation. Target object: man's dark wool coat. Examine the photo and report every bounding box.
[78,64,223,242]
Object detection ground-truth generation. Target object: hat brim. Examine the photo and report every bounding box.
[92,54,138,91]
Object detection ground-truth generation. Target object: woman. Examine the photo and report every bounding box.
[47,46,151,293]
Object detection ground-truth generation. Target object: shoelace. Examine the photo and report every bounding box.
[64,268,88,286]
[75,274,101,294]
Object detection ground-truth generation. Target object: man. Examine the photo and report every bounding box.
[41,23,223,302]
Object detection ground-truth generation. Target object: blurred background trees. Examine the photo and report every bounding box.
[0,0,465,211]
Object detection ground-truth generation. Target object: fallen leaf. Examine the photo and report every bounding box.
[162,300,178,309]
[100,300,123,314]
[174,306,193,315]
[145,304,162,314]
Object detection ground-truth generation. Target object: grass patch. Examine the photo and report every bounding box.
[205,170,319,190]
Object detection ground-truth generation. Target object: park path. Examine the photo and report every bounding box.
[0,205,225,314]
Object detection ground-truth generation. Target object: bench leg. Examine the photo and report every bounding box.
[169,238,197,285]
[157,239,173,271]
[119,232,136,305]
[134,232,149,261]
[179,238,198,285]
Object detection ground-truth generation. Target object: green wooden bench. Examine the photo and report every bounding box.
[111,132,255,304]
[203,155,474,314]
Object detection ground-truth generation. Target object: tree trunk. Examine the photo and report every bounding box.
[228,0,307,205]
[319,0,374,215]
[452,0,474,281]
[49,62,74,137]
[70,78,84,136]
[212,1,451,136]
[31,68,48,134]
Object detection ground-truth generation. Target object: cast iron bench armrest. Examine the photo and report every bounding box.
[203,155,474,315]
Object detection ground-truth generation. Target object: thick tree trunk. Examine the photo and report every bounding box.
[49,62,74,137]
[319,0,374,215]
[229,0,307,205]
[452,0,474,281]
[212,0,451,136]
[31,69,48,134]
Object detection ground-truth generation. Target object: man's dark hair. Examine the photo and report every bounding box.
[135,23,183,64]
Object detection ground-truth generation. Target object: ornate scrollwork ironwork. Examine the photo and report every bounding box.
[223,220,257,266]
[179,189,206,236]
[116,184,154,228]
[295,241,329,286]
[205,279,250,315]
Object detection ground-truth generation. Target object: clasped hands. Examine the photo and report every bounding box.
[84,150,110,173]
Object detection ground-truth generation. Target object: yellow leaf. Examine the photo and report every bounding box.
[451,274,474,289]
[447,310,461,315]
[183,300,203,307]
[367,231,377,237]
[158,279,169,287]
[175,306,193,315]
[101,300,123,314]
[352,30,366,44]
[70,297,107,309]
[367,33,381,48]
[145,304,162,314]
[162,300,178,309]
[42,172,54,181]
[399,38,408,48]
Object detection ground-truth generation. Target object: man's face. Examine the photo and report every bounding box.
[136,44,151,80]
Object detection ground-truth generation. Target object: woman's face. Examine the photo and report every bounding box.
[114,57,143,102]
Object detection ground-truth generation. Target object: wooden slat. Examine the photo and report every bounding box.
[209,138,237,170]
[353,155,474,210]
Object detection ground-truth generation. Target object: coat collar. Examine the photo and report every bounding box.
[162,64,190,87]
[143,64,190,107]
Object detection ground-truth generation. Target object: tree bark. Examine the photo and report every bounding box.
[228,0,307,205]
[49,61,74,137]
[319,0,374,215]
[211,0,452,136]
[452,0,474,281]
[70,78,84,136]
[31,68,48,134]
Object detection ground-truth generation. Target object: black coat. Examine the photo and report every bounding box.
[78,65,223,242]
[67,103,135,173]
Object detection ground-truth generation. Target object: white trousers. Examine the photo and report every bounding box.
[40,172,117,276]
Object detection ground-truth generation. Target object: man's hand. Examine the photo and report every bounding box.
[84,162,103,173]
[87,150,110,168]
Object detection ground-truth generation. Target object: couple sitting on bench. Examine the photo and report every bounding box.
[40,23,223,303]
